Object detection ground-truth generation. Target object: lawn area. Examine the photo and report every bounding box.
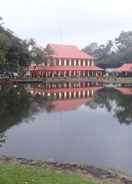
[0,164,96,184]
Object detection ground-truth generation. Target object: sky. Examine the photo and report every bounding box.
[0,0,132,48]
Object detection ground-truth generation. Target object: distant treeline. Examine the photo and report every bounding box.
[0,17,46,73]
[83,31,132,68]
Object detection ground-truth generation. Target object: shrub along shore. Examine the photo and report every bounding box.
[0,156,132,184]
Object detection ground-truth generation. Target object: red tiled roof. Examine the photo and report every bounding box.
[115,87,132,95]
[50,98,92,112]
[113,64,132,72]
[47,44,93,59]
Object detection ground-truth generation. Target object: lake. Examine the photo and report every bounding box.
[0,82,132,175]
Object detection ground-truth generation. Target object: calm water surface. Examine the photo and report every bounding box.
[0,82,132,175]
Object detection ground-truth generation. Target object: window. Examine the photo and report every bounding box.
[89,59,92,66]
[81,59,83,66]
[71,59,74,66]
[56,59,59,66]
[76,60,79,66]
[61,59,64,66]
[54,59,56,66]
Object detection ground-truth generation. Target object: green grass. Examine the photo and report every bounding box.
[0,164,96,184]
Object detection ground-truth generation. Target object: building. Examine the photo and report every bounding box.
[29,44,104,79]
[112,63,132,77]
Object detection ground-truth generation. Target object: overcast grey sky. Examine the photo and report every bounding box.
[0,0,132,48]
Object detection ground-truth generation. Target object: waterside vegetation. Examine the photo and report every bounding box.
[0,164,95,184]
[0,156,132,184]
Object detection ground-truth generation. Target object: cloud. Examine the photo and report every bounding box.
[0,0,132,47]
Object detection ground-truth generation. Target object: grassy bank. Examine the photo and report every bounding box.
[0,164,96,184]
[0,155,132,184]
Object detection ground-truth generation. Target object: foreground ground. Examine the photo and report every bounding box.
[0,156,132,184]
[0,164,96,184]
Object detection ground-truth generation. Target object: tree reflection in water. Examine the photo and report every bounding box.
[0,84,132,147]
[0,133,6,147]
[88,87,132,125]
[0,84,47,147]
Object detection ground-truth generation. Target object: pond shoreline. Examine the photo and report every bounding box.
[1,77,132,85]
[0,155,132,184]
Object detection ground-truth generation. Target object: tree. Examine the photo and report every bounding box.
[88,88,132,125]
[0,32,10,70]
[116,31,132,50]
[24,39,48,64]
[83,42,98,55]
[0,18,47,72]
[83,31,132,68]
[0,17,4,26]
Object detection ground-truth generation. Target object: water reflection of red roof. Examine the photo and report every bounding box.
[46,87,103,93]
[113,64,132,72]
[50,98,92,112]
[47,44,93,59]
[115,87,132,95]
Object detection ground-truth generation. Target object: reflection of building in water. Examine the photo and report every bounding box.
[26,82,103,112]
[112,64,132,77]
[115,87,132,95]
[29,44,104,79]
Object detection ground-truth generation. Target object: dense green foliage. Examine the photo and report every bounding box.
[83,31,132,68]
[0,84,46,147]
[0,18,47,73]
[0,85,32,147]
[0,18,31,72]
[0,164,95,184]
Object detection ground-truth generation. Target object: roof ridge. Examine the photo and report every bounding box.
[48,43,80,49]
[47,43,93,59]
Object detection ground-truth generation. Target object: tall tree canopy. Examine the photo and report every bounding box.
[0,17,48,72]
[83,31,132,68]
[0,18,32,72]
